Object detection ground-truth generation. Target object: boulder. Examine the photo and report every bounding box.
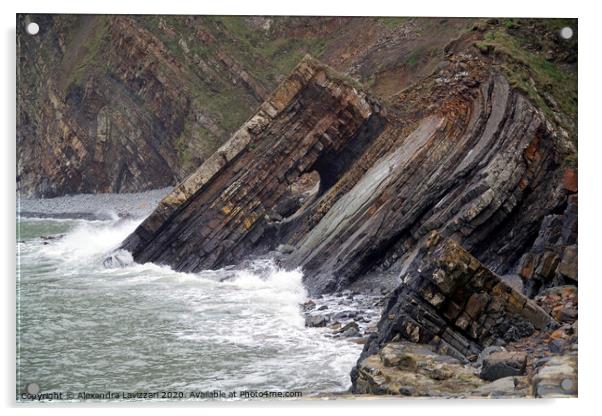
[354,341,484,396]
[532,355,577,397]
[480,351,527,381]
[305,315,328,328]
[473,376,529,397]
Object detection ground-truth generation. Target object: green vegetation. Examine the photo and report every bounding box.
[378,17,411,31]
[132,15,349,163]
[63,16,111,90]
[477,19,577,144]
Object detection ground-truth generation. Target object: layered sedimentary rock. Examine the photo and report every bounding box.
[517,193,578,297]
[17,14,475,197]
[350,231,573,395]
[116,52,576,397]
[120,56,385,271]
[352,232,553,377]
[121,52,576,298]
[287,64,574,295]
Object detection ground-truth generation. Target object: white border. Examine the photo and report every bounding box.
[2,1,599,415]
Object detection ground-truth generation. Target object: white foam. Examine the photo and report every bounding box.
[21,217,363,393]
[38,218,142,267]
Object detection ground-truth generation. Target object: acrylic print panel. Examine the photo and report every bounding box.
[16,14,578,402]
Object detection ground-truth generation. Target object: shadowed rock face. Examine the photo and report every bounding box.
[120,56,386,272]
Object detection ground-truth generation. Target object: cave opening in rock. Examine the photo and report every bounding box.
[311,113,387,197]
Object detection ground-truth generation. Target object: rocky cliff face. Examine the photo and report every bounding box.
[19,15,577,398]
[117,31,576,396]
[121,50,576,295]
[18,14,475,197]
[120,56,385,270]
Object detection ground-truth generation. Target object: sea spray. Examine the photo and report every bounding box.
[17,207,365,397]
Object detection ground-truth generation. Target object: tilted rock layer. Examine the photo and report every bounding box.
[119,52,576,397]
[350,231,554,390]
[122,52,576,296]
[121,56,385,271]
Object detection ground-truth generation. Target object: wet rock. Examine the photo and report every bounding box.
[480,351,527,381]
[276,244,295,255]
[336,322,360,337]
[40,234,63,241]
[305,315,328,328]
[302,300,316,311]
[102,251,132,268]
[332,310,358,320]
[328,322,341,331]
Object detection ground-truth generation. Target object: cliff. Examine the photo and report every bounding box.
[21,16,576,198]
[120,55,385,270]
[122,50,576,295]
[117,38,577,397]
[18,15,578,398]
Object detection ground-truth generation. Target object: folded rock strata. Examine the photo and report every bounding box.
[121,55,386,270]
[121,53,576,300]
[114,52,576,398]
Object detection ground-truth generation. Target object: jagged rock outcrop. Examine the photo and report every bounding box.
[286,61,575,295]
[517,192,578,297]
[350,231,573,396]
[120,56,386,270]
[352,232,554,372]
[120,51,576,300]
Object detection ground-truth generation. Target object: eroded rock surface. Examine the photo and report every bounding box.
[352,232,554,371]
[354,341,484,397]
[121,56,385,271]
[114,52,576,398]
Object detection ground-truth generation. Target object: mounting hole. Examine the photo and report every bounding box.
[26,382,40,394]
[26,22,39,35]
[560,26,573,40]
[561,378,574,391]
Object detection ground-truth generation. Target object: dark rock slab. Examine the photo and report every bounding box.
[480,351,527,381]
